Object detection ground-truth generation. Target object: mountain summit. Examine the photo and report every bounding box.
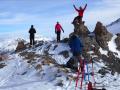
[0,17,120,90]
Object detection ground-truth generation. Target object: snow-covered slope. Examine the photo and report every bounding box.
[107,18,120,34]
[0,34,120,90]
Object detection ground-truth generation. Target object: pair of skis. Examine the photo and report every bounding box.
[75,57,86,90]
[75,58,95,90]
[75,57,82,90]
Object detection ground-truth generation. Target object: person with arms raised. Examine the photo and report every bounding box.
[73,4,87,24]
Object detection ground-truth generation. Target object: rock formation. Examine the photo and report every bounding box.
[94,22,113,50]
[115,33,120,51]
[72,16,90,37]
[70,16,101,60]
[16,40,26,52]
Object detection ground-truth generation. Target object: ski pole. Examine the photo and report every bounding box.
[86,60,90,81]
[91,58,95,87]
[75,57,82,90]
[80,60,85,89]
[75,56,83,90]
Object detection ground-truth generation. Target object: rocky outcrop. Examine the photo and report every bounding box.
[94,22,113,50]
[69,17,101,60]
[115,33,120,51]
[61,38,69,43]
[0,54,9,61]
[101,51,120,74]
[72,16,90,37]
[16,41,26,52]
[59,50,69,58]
[0,63,6,69]
[66,57,79,71]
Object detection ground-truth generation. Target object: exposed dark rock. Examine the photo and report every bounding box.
[0,54,9,61]
[20,51,41,62]
[0,63,6,69]
[82,51,91,60]
[92,57,101,62]
[93,88,106,90]
[61,38,69,43]
[116,33,120,37]
[94,22,113,50]
[59,50,69,58]
[101,54,108,62]
[55,80,63,87]
[25,52,36,60]
[107,51,115,59]
[53,45,58,50]
[66,57,78,71]
[115,34,120,51]
[70,17,102,60]
[101,54,120,74]
[72,16,90,37]
[41,56,56,65]
[35,64,42,71]
[34,41,44,48]
[98,67,109,75]
[44,44,51,55]
[16,41,26,52]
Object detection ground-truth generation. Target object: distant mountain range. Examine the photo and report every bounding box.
[107,18,120,34]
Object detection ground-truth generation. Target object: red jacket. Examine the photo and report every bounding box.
[55,23,63,32]
[74,4,87,17]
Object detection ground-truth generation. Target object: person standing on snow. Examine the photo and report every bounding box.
[73,4,87,24]
[69,34,84,71]
[55,22,64,42]
[29,25,36,46]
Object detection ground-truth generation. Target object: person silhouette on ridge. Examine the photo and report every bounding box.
[29,25,36,46]
[55,22,64,42]
[73,4,87,24]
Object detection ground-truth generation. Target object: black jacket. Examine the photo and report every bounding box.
[29,28,36,36]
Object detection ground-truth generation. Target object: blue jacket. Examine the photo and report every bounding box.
[69,36,83,54]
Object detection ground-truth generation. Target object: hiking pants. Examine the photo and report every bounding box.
[30,34,35,45]
[56,31,61,42]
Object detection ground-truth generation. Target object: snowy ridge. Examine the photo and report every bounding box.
[0,35,120,90]
[107,18,120,27]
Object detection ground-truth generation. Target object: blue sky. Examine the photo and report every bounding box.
[0,0,120,38]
